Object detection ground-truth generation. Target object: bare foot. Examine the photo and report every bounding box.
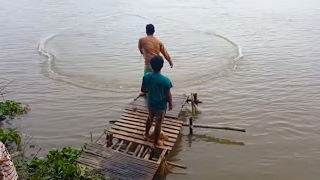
[153,140,164,147]
[157,140,164,146]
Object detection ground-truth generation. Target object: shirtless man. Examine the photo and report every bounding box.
[138,24,173,74]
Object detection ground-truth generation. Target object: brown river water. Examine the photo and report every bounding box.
[1,0,320,179]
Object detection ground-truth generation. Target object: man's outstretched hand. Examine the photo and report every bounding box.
[169,62,173,68]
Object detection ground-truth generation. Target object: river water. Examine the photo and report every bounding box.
[1,0,320,179]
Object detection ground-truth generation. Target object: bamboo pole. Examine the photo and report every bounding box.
[108,120,245,132]
[189,117,193,135]
[10,151,24,158]
[166,161,187,169]
[151,158,187,169]
[95,129,107,143]
[182,123,246,132]
[90,132,93,142]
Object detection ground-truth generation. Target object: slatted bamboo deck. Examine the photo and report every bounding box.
[77,94,188,180]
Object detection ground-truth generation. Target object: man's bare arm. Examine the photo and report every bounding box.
[160,43,173,68]
[141,85,146,93]
[165,89,173,110]
[141,77,147,93]
[138,39,143,54]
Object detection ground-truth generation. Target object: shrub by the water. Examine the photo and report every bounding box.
[0,128,21,152]
[16,146,108,180]
[0,100,30,119]
[0,85,108,179]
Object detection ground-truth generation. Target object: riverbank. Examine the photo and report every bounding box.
[0,83,108,180]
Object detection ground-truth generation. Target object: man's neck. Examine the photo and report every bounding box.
[153,71,160,74]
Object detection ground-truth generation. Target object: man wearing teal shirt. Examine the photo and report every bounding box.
[141,55,173,147]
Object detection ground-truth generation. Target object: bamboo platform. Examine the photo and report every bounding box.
[78,94,188,180]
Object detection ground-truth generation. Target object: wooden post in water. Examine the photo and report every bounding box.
[191,93,194,115]
[193,93,198,105]
[189,117,193,135]
[106,132,113,147]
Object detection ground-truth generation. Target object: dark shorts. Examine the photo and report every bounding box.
[148,107,166,125]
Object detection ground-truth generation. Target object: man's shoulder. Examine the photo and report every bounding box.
[159,74,171,83]
[139,36,150,40]
[143,72,152,79]
[140,36,161,42]
[160,74,173,89]
[139,36,146,43]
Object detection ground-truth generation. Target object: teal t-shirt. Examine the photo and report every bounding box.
[142,72,173,110]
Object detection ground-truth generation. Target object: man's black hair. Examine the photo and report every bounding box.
[146,24,155,35]
[150,55,164,72]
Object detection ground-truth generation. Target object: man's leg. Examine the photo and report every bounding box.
[145,107,154,140]
[140,64,153,96]
[153,109,165,146]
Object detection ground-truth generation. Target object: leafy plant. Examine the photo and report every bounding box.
[0,100,30,119]
[0,128,22,151]
[19,146,107,180]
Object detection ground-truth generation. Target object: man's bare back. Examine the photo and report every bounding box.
[138,24,173,74]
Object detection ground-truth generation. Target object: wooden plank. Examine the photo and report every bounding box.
[95,157,158,173]
[120,116,181,131]
[122,111,183,126]
[79,155,157,178]
[114,122,178,139]
[111,125,176,142]
[110,139,120,149]
[133,145,141,156]
[124,109,183,124]
[157,149,168,164]
[82,153,153,170]
[108,129,174,147]
[124,109,183,126]
[84,143,158,166]
[82,148,113,160]
[115,119,180,135]
[116,140,124,151]
[79,155,158,177]
[112,134,172,150]
[122,112,182,127]
[115,119,181,135]
[77,158,103,169]
[83,146,157,169]
[124,142,132,153]
[137,146,145,157]
[81,149,158,171]
[142,147,149,158]
[126,106,182,119]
